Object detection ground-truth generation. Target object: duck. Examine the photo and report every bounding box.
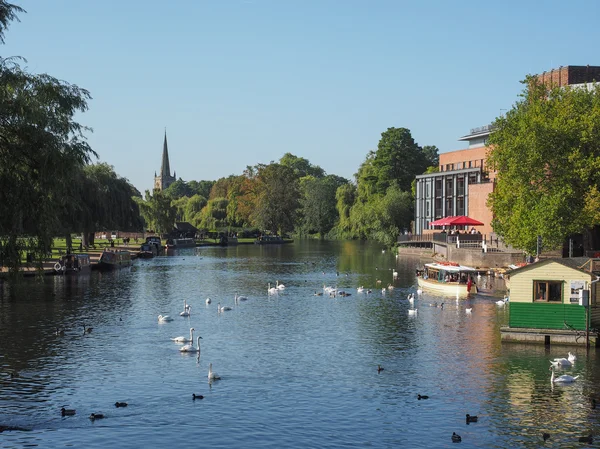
[466,414,478,423]
[377,365,384,373]
[313,291,323,296]
[550,367,579,383]
[158,315,173,322]
[496,299,507,306]
[83,324,93,334]
[451,432,461,443]
[89,413,104,420]
[55,327,65,336]
[568,351,577,362]
[180,336,202,353]
[578,435,593,444]
[206,297,212,305]
[192,394,204,400]
[416,289,422,295]
[171,327,195,343]
[542,433,551,441]
[408,309,418,316]
[114,402,128,408]
[217,303,232,313]
[61,407,76,416]
[208,363,221,381]
[417,394,429,400]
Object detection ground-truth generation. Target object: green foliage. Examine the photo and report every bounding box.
[0,1,23,44]
[332,183,356,238]
[299,175,348,237]
[279,153,325,178]
[252,163,299,234]
[163,178,214,200]
[198,197,229,230]
[487,77,600,253]
[134,190,175,234]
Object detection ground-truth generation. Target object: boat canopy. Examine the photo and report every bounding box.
[424,262,477,273]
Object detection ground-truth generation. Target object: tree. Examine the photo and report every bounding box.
[135,190,175,234]
[280,153,325,178]
[252,163,299,235]
[487,77,600,253]
[0,1,23,44]
[333,183,356,238]
[299,175,348,237]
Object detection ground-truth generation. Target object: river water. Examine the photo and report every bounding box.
[1,240,599,448]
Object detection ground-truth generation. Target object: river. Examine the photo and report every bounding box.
[0,240,599,448]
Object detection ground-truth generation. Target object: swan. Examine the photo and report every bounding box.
[550,367,579,383]
[218,302,232,313]
[208,363,221,381]
[180,305,191,317]
[180,336,202,353]
[408,309,417,316]
[357,286,364,293]
[158,315,174,322]
[416,289,422,295]
[171,327,195,343]
[206,297,211,305]
[387,284,394,290]
[267,283,277,295]
[235,293,248,302]
[392,269,398,278]
[550,358,572,367]
[568,351,577,362]
[496,299,506,306]
[466,307,473,314]
[276,280,285,290]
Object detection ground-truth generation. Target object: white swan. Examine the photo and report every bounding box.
[268,283,277,295]
[208,362,221,381]
[496,299,507,306]
[416,289,423,295]
[206,297,211,305]
[466,308,473,314]
[235,293,248,303]
[568,351,577,362]
[276,280,285,290]
[180,302,191,317]
[392,269,398,278]
[357,286,364,293]
[408,309,417,316]
[180,336,202,353]
[218,302,232,313]
[550,367,579,383]
[158,315,174,322]
[171,327,195,343]
[550,358,572,367]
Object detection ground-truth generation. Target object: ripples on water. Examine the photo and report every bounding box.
[1,240,599,448]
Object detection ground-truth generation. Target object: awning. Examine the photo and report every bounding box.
[429,215,484,227]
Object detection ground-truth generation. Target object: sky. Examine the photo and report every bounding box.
[3,0,600,194]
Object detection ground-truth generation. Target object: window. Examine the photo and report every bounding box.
[534,280,563,302]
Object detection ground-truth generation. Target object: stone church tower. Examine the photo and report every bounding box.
[154,131,176,191]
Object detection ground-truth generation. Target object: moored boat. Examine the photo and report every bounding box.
[54,254,91,275]
[137,243,156,259]
[165,238,196,249]
[96,250,132,271]
[417,262,478,297]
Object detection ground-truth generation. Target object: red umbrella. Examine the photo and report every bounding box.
[447,216,483,226]
[429,216,456,227]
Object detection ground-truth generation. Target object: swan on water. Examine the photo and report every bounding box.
[276,280,285,290]
[171,327,195,343]
[416,289,422,295]
[466,307,473,314]
[550,358,572,367]
[206,297,212,305]
[208,362,221,381]
[357,286,364,293]
[218,302,232,313]
[180,335,202,353]
[568,351,577,362]
[180,301,191,317]
[550,367,579,383]
[235,293,248,303]
[408,309,417,316]
[268,283,278,295]
[158,315,174,322]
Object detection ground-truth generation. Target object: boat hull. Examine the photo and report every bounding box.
[417,277,476,297]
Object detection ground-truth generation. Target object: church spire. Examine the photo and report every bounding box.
[161,130,171,179]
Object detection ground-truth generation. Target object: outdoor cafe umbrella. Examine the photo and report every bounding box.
[429,216,483,227]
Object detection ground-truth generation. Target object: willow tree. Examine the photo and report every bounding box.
[487,77,600,253]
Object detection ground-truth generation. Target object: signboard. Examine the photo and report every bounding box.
[570,280,586,303]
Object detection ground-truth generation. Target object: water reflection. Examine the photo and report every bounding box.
[0,240,598,448]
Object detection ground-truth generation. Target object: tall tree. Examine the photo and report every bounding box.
[299,175,348,237]
[0,1,23,44]
[135,190,175,234]
[252,163,299,235]
[487,77,600,253]
[280,153,325,178]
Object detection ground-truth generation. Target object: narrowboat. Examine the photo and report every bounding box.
[417,262,478,297]
[254,235,285,244]
[54,254,92,274]
[137,243,157,259]
[145,236,164,255]
[165,238,196,249]
[96,250,132,271]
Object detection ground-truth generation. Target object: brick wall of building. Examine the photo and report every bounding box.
[467,182,494,236]
[439,146,495,180]
[537,65,600,88]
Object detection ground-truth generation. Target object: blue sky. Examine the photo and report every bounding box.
[3,0,599,194]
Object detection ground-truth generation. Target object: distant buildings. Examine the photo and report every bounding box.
[154,131,176,191]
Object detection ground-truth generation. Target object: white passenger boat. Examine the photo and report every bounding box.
[417,262,478,297]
